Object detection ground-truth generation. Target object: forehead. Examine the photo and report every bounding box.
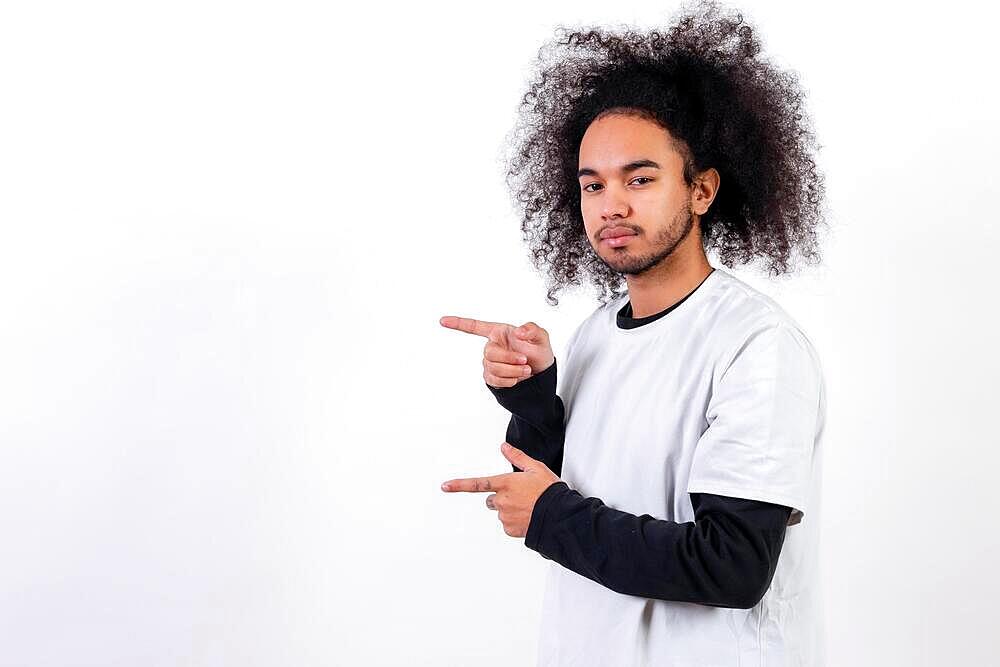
[578,113,683,167]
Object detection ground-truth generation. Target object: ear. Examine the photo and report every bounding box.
[690,167,720,216]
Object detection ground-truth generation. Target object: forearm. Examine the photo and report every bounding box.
[501,412,565,476]
[487,359,565,475]
[525,483,791,609]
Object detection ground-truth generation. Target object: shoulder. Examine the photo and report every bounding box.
[568,291,628,343]
[704,270,823,378]
[704,269,804,330]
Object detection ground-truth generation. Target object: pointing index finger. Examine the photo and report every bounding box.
[439,315,504,338]
[441,473,510,493]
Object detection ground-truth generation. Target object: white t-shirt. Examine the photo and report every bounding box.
[536,267,826,666]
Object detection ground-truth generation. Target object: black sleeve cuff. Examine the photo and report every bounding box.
[525,481,571,551]
[486,359,560,434]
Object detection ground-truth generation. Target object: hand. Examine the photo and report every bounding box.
[440,442,561,538]
[438,315,555,388]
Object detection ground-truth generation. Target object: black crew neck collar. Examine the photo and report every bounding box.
[616,268,716,330]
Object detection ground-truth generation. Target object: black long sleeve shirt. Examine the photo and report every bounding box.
[487,357,792,610]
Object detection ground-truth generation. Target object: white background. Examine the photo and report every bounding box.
[1,1,997,665]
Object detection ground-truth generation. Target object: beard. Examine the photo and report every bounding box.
[595,200,694,276]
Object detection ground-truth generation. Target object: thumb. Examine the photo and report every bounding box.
[501,441,536,470]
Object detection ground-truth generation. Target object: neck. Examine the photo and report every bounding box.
[624,228,714,318]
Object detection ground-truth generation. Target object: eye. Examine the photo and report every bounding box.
[582,177,653,193]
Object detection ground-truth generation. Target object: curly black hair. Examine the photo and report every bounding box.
[502,0,827,306]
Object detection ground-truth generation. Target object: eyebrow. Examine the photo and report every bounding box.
[577,159,662,179]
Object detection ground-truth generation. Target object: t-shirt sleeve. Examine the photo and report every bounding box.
[687,322,823,525]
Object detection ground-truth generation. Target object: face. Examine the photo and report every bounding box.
[577,112,697,276]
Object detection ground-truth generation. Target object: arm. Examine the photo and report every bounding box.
[524,483,792,609]
[486,358,565,476]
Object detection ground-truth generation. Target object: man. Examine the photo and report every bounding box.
[440,2,827,664]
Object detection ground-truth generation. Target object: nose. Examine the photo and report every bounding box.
[601,188,629,221]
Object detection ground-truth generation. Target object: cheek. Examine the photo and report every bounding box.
[580,198,601,231]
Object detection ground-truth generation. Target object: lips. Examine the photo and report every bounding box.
[600,226,637,240]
